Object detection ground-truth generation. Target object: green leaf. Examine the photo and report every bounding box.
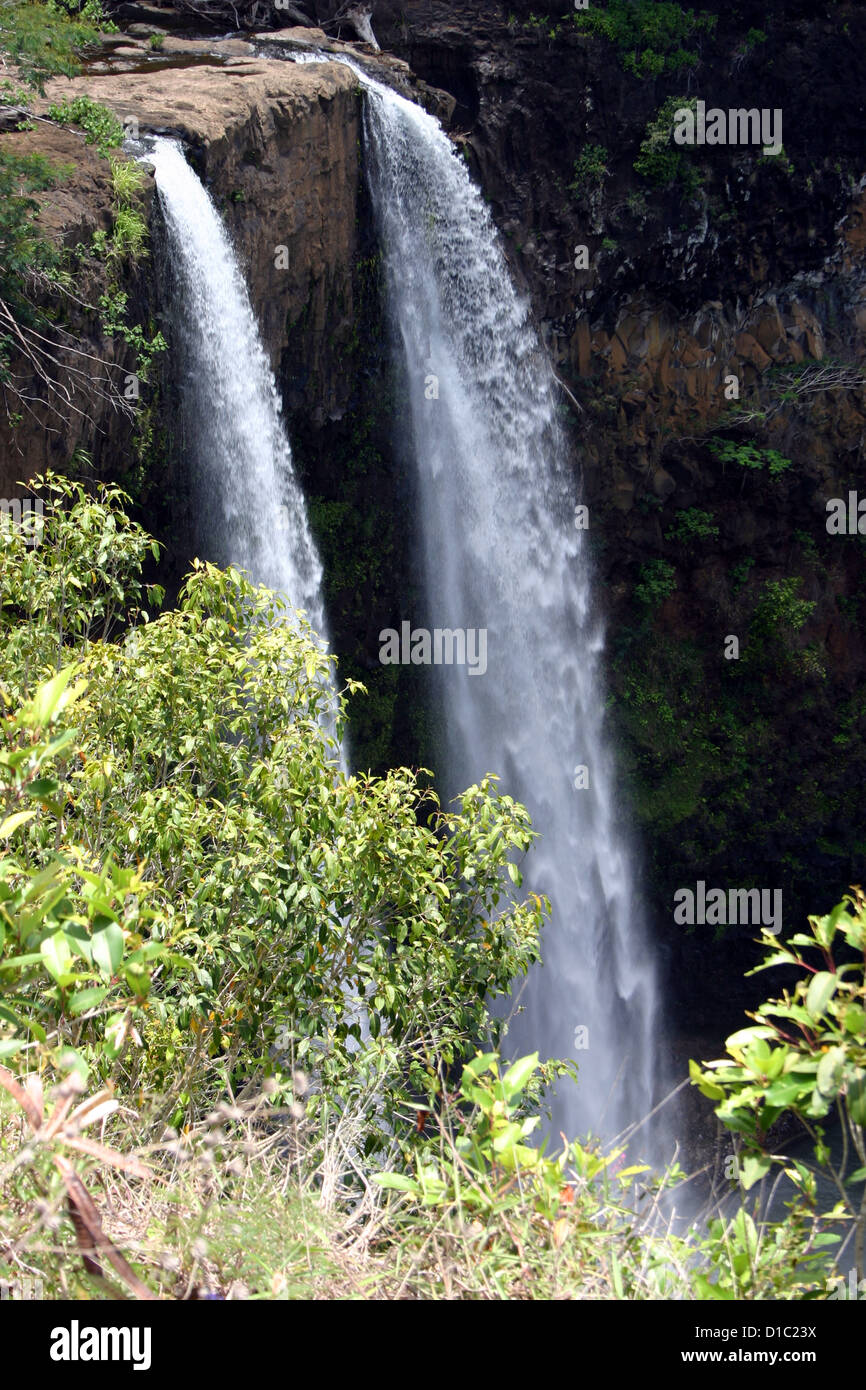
[847,1068,866,1126]
[92,921,124,978]
[26,778,59,799]
[693,1273,735,1301]
[67,985,109,1016]
[806,971,837,1019]
[816,1046,846,1099]
[502,1053,539,1100]
[462,1052,499,1082]
[40,930,74,984]
[492,1121,524,1153]
[373,1172,419,1192]
[843,1005,866,1036]
[0,810,36,838]
[0,1040,23,1058]
[25,665,86,727]
[688,1057,725,1100]
[740,1153,771,1191]
[725,1026,776,1050]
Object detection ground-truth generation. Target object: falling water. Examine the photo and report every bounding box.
[356,73,661,1147]
[144,138,329,646]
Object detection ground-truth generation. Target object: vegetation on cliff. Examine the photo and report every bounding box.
[0,0,161,455]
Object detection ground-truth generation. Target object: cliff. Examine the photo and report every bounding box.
[3,2,866,1047]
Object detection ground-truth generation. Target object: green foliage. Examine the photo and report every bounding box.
[0,0,107,92]
[374,1048,833,1299]
[46,94,124,158]
[0,475,544,1151]
[759,146,794,176]
[750,577,815,641]
[377,1052,633,1224]
[634,559,676,608]
[569,144,609,196]
[110,155,145,208]
[51,0,114,27]
[0,670,169,1072]
[634,96,701,191]
[91,164,164,381]
[0,77,32,105]
[691,890,866,1281]
[665,507,719,547]
[708,437,793,475]
[106,207,147,260]
[742,578,822,681]
[574,0,717,78]
[0,148,67,320]
[730,555,755,593]
[98,291,165,381]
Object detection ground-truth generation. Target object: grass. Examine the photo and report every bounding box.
[0,1064,843,1301]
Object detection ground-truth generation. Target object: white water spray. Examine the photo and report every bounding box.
[356,72,661,1147]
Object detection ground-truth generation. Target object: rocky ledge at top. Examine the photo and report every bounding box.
[91,1,866,522]
[8,24,455,480]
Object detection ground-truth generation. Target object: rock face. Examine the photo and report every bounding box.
[0,123,151,496]
[41,54,362,421]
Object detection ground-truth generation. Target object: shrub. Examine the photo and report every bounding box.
[110,155,146,208]
[0,0,107,92]
[665,507,720,547]
[708,436,792,476]
[750,577,815,639]
[47,94,124,158]
[634,96,701,191]
[634,559,677,608]
[569,144,609,196]
[574,0,717,79]
[98,290,165,379]
[691,890,866,1283]
[0,475,546,1153]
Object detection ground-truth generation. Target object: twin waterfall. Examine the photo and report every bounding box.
[147,70,662,1149]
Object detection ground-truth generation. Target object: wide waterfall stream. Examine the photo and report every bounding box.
[352,66,663,1149]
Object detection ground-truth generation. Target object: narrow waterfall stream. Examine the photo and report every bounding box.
[144,137,331,653]
[355,71,662,1148]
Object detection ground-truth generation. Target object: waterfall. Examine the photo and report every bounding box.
[144,138,330,651]
[357,73,661,1147]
